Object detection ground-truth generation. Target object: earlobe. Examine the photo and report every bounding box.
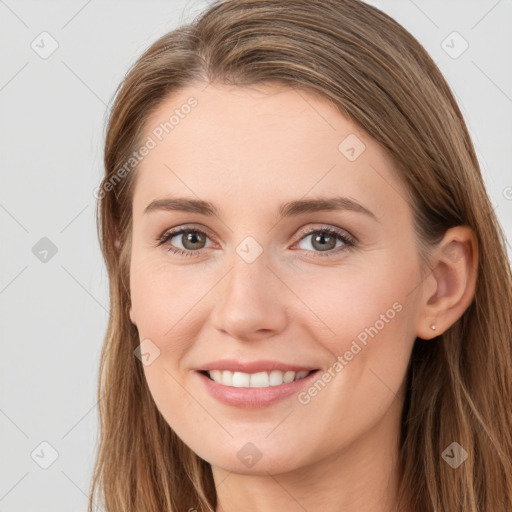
[416,226,478,339]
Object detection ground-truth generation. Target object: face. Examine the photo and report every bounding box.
[128,82,426,475]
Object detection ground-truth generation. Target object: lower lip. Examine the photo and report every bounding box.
[196,370,320,408]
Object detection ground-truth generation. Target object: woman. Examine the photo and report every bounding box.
[90,1,512,511]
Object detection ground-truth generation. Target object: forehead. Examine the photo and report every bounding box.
[132,83,408,221]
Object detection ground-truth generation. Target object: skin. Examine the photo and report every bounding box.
[128,82,478,512]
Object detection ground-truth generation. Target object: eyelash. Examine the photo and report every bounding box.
[155,224,357,259]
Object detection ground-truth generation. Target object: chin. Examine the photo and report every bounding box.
[198,440,307,477]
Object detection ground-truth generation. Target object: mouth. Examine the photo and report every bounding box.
[198,369,319,388]
[196,368,322,408]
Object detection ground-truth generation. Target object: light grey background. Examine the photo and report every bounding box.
[1,1,511,510]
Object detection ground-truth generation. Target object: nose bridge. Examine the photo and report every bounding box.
[211,241,288,338]
[222,242,272,306]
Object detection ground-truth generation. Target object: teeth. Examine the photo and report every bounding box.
[207,369,311,387]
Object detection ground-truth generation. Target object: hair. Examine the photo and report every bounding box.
[90,0,512,511]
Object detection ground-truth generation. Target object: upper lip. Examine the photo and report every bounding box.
[196,359,318,373]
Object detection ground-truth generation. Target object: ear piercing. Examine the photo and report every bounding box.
[430,323,437,331]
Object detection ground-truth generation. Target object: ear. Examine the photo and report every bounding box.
[415,226,478,339]
[129,303,137,326]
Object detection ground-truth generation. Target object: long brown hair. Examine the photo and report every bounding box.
[90,1,512,510]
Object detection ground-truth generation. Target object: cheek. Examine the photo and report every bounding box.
[292,258,413,351]
[291,256,418,406]
[129,249,206,345]
[288,278,414,457]
[130,258,204,438]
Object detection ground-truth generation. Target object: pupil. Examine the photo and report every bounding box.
[313,232,335,251]
[184,231,204,249]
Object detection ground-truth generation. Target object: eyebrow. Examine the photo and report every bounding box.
[143,196,378,222]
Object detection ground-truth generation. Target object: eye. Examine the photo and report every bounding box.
[156,224,356,258]
[156,226,213,257]
[293,225,356,257]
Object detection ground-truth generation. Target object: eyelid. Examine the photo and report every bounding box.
[294,223,356,244]
[156,222,215,243]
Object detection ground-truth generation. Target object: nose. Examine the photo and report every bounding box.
[210,254,289,342]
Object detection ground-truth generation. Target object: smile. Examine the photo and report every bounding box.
[202,369,313,388]
[196,369,321,408]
